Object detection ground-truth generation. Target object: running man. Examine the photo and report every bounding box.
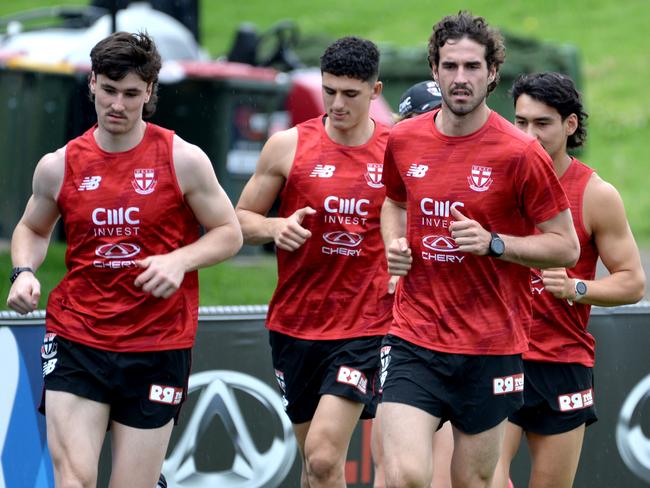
[491,71,646,488]
[6,32,242,488]
[236,36,392,487]
[379,12,580,488]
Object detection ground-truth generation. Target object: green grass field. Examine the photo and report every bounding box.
[1,0,648,306]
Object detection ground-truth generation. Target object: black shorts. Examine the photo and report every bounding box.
[379,335,524,435]
[269,331,382,424]
[509,360,597,435]
[39,332,191,429]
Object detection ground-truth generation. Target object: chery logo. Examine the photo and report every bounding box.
[322,231,363,248]
[422,235,459,253]
[95,243,141,259]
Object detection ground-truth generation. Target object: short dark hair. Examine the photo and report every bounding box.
[320,36,380,83]
[511,72,588,149]
[428,11,505,94]
[90,31,162,118]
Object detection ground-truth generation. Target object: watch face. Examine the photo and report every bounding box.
[491,237,505,256]
[576,281,587,295]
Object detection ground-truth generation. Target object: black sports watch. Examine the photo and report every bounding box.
[488,232,505,258]
[10,267,34,284]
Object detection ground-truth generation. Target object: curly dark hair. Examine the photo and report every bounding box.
[90,31,162,118]
[428,11,505,94]
[511,72,588,149]
[320,36,380,83]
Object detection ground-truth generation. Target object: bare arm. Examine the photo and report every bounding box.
[542,176,645,306]
[7,149,64,313]
[235,128,316,251]
[133,136,243,298]
[449,206,579,269]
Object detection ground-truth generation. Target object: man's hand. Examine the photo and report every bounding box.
[7,272,41,315]
[387,237,412,277]
[541,268,574,299]
[388,275,400,294]
[449,207,491,255]
[273,207,317,251]
[135,254,186,299]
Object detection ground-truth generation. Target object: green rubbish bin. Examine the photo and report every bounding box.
[152,62,290,206]
[0,63,83,239]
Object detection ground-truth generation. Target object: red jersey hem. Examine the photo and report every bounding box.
[388,330,528,356]
[46,328,195,353]
[266,323,388,341]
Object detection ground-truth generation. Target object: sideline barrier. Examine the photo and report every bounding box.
[1,303,649,487]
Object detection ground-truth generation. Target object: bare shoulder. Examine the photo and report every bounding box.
[172,134,215,194]
[172,134,211,168]
[584,172,627,230]
[257,126,298,178]
[34,146,66,199]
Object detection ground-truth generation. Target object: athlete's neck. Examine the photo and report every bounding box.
[324,116,375,147]
[553,152,573,178]
[93,120,147,153]
[435,103,491,137]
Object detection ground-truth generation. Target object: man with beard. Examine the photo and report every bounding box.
[378,12,580,488]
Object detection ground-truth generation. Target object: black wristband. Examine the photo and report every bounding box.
[10,267,34,284]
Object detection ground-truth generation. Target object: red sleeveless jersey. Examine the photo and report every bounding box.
[266,116,392,340]
[46,123,200,352]
[383,110,569,355]
[526,158,597,366]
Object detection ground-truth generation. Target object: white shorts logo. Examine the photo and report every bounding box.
[42,359,57,377]
[379,346,391,390]
[41,332,58,360]
[337,366,368,394]
[558,388,594,412]
[149,384,184,405]
[493,373,524,395]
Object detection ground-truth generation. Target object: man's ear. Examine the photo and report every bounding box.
[89,71,97,95]
[565,113,579,137]
[371,80,383,100]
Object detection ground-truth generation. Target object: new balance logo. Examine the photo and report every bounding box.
[310,164,335,178]
[78,176,102,191]
[406,164,428,178]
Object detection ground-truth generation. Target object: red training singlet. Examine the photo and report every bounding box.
[266,115,392,340]
[383,110,569,355]
[526,158,597,366]
[46,123,200,352]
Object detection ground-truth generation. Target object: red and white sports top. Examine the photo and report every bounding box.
[46,123,200,352]
[383,110,569,355]
[527,158,597,366]
[266,116,392,340]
